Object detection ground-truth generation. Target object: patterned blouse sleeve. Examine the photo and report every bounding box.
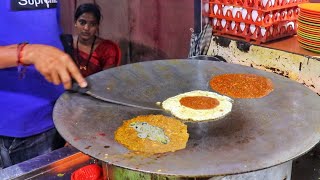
[97,40,118,70]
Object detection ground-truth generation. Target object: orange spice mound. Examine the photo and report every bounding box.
[114,115,189,154]
[179,96,220,109]
[209,74,274,98]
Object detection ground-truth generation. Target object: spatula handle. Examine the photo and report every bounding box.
[69,80,90,94]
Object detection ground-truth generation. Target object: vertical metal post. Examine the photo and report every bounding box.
[194,0,202,34]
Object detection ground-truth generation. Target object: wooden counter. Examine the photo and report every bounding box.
[212,34,320,57]
[263,35,320,57]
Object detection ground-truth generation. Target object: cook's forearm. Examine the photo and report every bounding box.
[0,45,19,68]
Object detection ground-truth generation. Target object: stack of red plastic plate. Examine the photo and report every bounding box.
[297,3,320,53]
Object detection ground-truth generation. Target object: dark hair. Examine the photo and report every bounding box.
[74,3,102,24]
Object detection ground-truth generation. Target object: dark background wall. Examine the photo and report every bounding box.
[60,0,195,64]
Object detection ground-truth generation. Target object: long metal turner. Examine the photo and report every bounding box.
[69,81,163,111]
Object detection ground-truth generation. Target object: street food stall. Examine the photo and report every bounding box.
[2,54,320,179]
[1,1,320,180]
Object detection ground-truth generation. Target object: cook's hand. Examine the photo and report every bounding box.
[21,44,87,89]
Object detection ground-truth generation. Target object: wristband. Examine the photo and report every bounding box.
[17,42,29,79]
[17,42,29,65]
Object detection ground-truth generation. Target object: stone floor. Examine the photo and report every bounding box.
[292,143,320,180]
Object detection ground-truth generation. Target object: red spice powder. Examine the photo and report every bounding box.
[179,96,220,109]
[209,74,274,98]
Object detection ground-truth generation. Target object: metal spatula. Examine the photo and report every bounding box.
[68,81,163,111]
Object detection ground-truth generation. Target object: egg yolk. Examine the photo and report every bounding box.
[179,96,220,109]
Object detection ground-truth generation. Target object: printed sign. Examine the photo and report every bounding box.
[11,0,58,11]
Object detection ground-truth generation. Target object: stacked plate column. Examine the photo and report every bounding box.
[297,3,320,53]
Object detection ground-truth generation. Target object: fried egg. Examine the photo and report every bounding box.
[162,90,233,121]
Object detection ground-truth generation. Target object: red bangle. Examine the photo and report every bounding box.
[17,42,29,79]
[17,42,28,66]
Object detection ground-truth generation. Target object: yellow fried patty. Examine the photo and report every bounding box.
[114,115,189,154]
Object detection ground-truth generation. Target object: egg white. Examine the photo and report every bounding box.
[162,90,233,121]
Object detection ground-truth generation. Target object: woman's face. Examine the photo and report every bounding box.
[75,12,99,41]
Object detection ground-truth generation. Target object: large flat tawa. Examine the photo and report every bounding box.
[53,60,320,177]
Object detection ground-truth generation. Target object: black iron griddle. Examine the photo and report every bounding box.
[53,59,320,177]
